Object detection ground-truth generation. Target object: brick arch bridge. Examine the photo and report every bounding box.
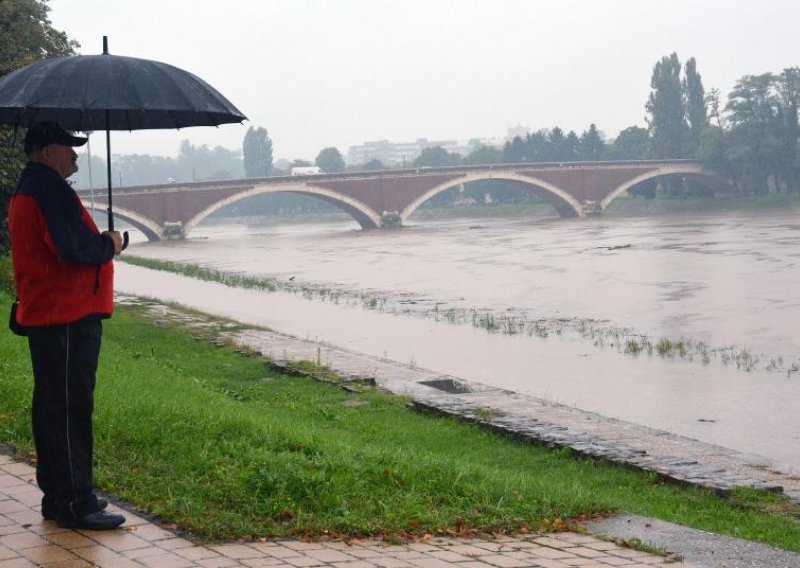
[77,160,727,240]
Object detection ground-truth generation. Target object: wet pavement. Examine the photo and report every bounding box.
[586,514,800,568]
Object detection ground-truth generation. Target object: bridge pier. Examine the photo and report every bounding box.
[162,222,186,240]
[380,211,402,228]
[581,200,602,216]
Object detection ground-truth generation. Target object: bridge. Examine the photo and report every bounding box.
[76,160,726,241]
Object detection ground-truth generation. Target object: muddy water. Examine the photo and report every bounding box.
[116,210,800,472]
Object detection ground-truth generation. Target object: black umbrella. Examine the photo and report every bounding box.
[0,36,246,246]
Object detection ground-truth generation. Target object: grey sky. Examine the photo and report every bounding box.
[48,0,798,163]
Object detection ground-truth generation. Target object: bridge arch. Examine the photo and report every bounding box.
[79,200,162,241]
[400,171,584,222]
[183,182,383,236]
[600,164,727,209]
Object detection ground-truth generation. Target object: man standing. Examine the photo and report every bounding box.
[7,121,125,530]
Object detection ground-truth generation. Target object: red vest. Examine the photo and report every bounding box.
[9,163,114,327]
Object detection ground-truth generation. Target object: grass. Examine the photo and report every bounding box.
[1,293,799,548]
[121,255,278,291]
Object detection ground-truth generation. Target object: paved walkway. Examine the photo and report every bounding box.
[0,456,687,567]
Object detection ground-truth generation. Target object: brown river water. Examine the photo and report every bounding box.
[115,209,800,473]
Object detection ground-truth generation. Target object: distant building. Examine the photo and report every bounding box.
[346,139,452,167]
[346,135,510,167]
[505,124,529,141]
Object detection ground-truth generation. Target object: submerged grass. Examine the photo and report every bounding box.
[2,292,798,547]
[119,256,798,376]
[122,255,278,291]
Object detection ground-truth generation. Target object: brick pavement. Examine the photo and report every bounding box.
[0,454,693,567]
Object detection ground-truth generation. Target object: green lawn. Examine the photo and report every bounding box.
[0,293,798,548]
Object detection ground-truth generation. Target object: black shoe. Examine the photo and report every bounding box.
[42,498,108,521]
[57,510,125,530]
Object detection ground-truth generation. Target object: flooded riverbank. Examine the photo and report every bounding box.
[117,209,800,472]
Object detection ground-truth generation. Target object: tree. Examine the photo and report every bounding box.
[177,140,242,182]
[502,135,528,163]
[362,158,385,171]
[696,125,731,184]
[315,147,345,173]
[0,0,76,76]
[413,146,460,167]
[111,153,179,186]
[208,146,243,180]
[683,57,709,154]
[177,139,197,181]
[777,67,800,189]
[0,0,77,256]
[646,53,690,158]
[706,67,800,194]
[706,88,724,129]
[725,72,790,193]
[242,126,273,178]
[548,127,569,161]
[462,145,506,203]
[525,130,550,162]
[610,126,650,160]
[578,124,605,161]
[564,131,581,161]
[462,144,502,165]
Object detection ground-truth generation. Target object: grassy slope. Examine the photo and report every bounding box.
[0,294,798,547]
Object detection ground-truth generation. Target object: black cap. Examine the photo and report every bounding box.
[24,121,88,154]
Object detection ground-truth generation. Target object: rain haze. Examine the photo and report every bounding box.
[48,0,799,163]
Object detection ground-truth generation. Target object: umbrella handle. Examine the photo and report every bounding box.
[122,231,129,251]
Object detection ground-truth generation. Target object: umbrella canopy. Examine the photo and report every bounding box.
[0,37,246,243]
[0,53,246,131]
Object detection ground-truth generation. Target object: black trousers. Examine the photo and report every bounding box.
[27,319,105,521]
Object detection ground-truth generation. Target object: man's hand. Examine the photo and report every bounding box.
[103,231,123,255]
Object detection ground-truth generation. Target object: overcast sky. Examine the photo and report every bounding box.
[47,0,798,162]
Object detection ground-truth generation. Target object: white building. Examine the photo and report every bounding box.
[346,132,513,167]
[346,138,458,167]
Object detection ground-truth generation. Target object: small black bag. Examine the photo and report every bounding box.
[8,298,27,337]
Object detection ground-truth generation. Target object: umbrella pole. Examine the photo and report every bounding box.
[101,35,127,250]
[104,117,128,250]
[104,36,113,233]
[105,120,113,232]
